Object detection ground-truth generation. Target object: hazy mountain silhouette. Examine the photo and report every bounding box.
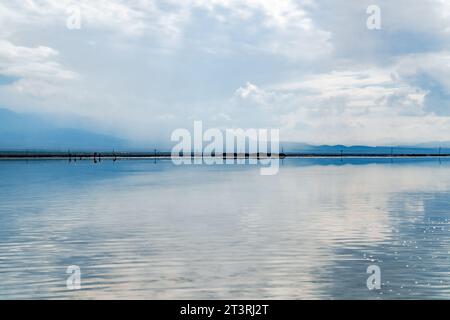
[0,108,126,150]
[281,142,450,154]
[1,107,450,153]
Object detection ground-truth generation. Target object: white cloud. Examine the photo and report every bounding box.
[1,1,450,145]
[0,40,77,97]
[188,0,332,59]
[231,57,450,144]
[0,0,332,58]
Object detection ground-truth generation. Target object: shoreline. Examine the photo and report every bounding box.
[0,152,449,160]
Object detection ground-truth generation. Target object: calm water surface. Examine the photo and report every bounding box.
[1,158,450,299]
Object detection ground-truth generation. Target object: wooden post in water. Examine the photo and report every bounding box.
[439,146,442,164]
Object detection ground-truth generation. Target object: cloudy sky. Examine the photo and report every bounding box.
[1,0,450,146]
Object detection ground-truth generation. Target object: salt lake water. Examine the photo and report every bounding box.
[1,158,450,299]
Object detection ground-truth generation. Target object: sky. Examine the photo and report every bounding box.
[1,0,450,146]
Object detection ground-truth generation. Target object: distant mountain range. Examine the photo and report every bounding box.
[0,108,126,151]
[280,142,450,155]
[1,107,449,154]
